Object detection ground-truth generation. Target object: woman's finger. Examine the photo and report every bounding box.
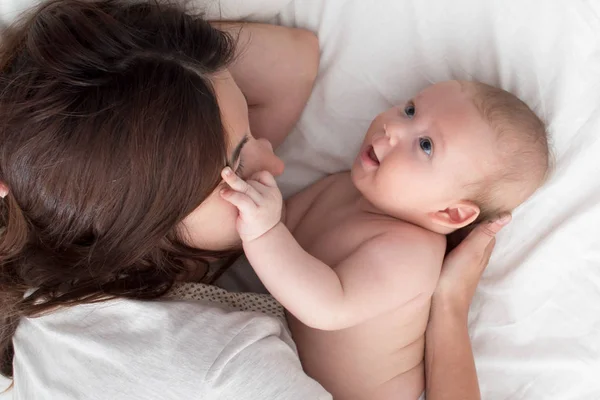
[457,214,511,257]
[467,237,496,284]
[221,168,262,203]
[481,237,496,267]
[436,214,511,303]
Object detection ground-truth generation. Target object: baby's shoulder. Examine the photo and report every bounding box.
[397,222,446,249]
[362,221,446,271]
[342,222,445,296]
[371,219,445,250]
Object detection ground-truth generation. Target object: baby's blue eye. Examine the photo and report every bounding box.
[404,102,415,118]
[419,137,433,156]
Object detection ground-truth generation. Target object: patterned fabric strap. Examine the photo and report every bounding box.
[166,282,286,322]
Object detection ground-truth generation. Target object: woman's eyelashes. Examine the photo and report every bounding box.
[235,160,245,176]
[419,137,433,157]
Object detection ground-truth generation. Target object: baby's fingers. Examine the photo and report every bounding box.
[221,168,261,203]
[220,188,256,214]
[250,171,277,188]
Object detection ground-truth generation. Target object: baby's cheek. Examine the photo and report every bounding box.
[363,124,379,143]
[378,164,412,201]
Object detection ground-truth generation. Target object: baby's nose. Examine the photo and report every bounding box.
[383,122,405,146]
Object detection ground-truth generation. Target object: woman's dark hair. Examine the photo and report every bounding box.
[0,0,238,377]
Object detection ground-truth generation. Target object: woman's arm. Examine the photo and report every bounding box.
[425,215,511,400]
[425,296,481,399]
[213,22,319,147]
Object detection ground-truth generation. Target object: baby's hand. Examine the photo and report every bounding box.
[220,167,283,242]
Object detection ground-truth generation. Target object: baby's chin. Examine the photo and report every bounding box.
[349,161,369,189]
[351,176,388,210]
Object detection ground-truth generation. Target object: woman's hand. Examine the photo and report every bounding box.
[434,214,512,315]
[425,214,511,400]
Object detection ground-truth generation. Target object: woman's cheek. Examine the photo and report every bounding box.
[179,193,242,251]
[208,197,243,248]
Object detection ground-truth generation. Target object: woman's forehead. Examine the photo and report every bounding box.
[211,70,249,147]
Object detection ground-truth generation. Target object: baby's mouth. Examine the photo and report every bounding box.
[367,146,380,165]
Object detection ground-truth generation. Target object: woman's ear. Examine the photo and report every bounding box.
[429,201,480,231]
[0,182,8,198]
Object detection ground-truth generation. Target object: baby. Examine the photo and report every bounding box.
[220,80,549,400]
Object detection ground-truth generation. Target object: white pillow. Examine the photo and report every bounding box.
[274,0,600,399]
[0,0,290,23]
[190,0,290,21]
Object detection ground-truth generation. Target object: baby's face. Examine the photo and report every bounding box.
[351,81,498,223]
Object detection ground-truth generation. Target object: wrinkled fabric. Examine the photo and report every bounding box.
[274,1,600,399]
[0,0,599,399]
[9,296,329,400]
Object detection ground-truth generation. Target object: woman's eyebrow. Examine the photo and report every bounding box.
[227,135,249,167]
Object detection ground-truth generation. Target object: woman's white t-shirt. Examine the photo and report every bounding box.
[10,295,330,400]
[9,255,330,400]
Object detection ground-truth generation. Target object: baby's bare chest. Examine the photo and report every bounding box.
[287,181,433,392]
[290,191,385,267]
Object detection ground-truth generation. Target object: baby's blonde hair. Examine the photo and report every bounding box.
[464,81,549,223]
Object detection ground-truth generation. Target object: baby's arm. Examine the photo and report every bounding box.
[246,223,443,330]
[220,169,445,330]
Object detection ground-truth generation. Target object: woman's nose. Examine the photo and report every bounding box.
[258,138,274,151]
[272,157,285,177]
[258,138,284,176]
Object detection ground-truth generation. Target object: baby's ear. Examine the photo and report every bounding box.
[430,201,480,231]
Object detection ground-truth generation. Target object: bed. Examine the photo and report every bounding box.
[1,0,599,398]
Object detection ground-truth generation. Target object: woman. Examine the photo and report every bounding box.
[0,1,509,399]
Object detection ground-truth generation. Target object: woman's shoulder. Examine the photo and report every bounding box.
[15,296,290,362]
[10,297,329,399]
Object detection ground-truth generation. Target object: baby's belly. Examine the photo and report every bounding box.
[289,300,431,400]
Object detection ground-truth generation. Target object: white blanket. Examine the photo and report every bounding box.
[1,0,599,399]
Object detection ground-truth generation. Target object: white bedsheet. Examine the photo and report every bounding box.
[273,1,600,399]
[1,0,599,399]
